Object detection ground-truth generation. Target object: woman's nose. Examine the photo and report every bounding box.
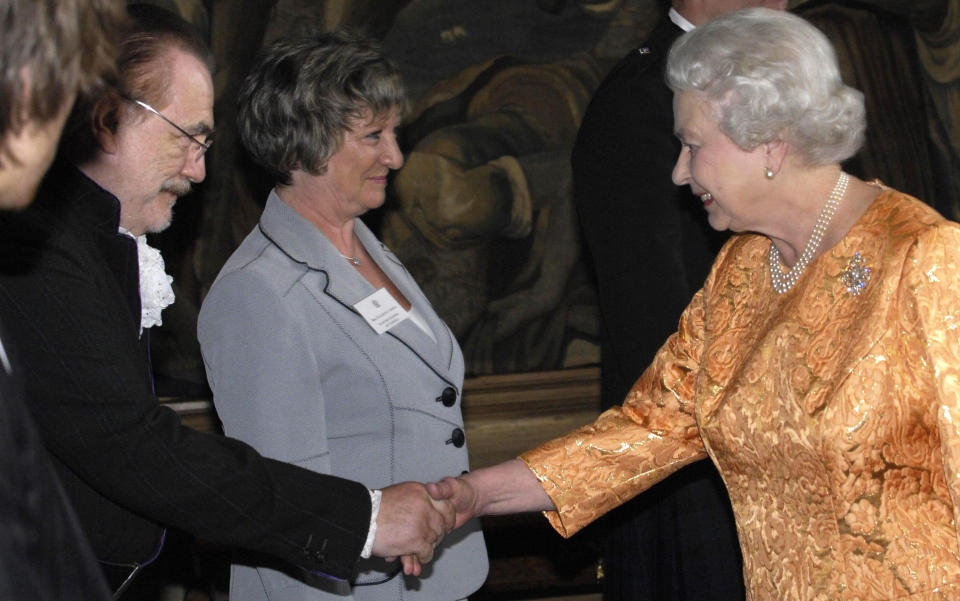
[672,146,689,186]
[382,138,404,170]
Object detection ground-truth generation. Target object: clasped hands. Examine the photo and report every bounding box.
[376,460,547,576]
[373,476,480,576]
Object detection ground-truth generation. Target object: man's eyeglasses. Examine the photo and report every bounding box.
[125,97,213,158]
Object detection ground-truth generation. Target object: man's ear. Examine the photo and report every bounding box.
[89,99,121,155]
[92,120,118,155]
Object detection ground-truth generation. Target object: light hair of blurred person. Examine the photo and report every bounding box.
[0,0,123,209]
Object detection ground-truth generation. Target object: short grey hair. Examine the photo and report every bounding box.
[238,30,405,185]
[666,8,865,166]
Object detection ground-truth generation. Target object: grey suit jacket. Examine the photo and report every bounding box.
[198,191,487,601]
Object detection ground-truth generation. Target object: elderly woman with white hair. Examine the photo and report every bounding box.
[426,8,960,600]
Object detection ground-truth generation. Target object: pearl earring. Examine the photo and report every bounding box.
[764,167,775,179]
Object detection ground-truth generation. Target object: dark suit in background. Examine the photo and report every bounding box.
[571,15,743,600]
[0,161,372,589]
[0,325,111,601]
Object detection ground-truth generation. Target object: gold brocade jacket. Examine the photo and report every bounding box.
[521,188,960,600]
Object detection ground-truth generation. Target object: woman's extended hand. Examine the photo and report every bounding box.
[426,476,481,530]
[427,459,555,526]
[397,461,555,577]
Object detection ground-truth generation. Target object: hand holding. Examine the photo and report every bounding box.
[400,554,422,576]
[395,493,457,576]
[426,459,554,523]
[426,475,480,530]
[372,481,455,571]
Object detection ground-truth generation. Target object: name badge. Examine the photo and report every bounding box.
[354,287,409,334]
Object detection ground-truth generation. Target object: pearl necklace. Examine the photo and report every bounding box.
[769,171,849,295]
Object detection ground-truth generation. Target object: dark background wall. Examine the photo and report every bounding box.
[145,0,960,397]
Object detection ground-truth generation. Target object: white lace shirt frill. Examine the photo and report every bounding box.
[118,227,175,336]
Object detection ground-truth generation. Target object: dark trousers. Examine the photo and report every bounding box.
[601,460,745,601]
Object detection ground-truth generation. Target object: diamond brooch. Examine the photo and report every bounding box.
[841,252,871,296]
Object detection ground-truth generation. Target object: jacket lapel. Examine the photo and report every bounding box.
[787,193,899,416]
[356,223,456,373]
[62,164,143,338]
[258,191,456,378]
[96,231,141,330]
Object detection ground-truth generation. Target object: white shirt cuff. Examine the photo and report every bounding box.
[361,489,381,559]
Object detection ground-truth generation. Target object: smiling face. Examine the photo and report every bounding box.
[671,90,769,233]
[108,47,214,235]
[317,106,404,218]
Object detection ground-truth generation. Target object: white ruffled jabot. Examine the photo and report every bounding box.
[119,227,175,336]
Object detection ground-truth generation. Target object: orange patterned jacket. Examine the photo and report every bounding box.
[522,187,960,600]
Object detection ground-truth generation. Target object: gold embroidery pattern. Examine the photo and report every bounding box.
[522,189,960,600]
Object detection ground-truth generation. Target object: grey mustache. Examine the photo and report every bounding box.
[161,179,192,196]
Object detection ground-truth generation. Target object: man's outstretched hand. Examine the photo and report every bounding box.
[373,482,455,576]
[387,460,552,576]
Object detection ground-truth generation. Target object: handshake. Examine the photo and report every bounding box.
[371,458,551,576]
[371,476,479,576]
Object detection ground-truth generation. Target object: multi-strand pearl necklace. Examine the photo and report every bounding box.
[769,171,849,295]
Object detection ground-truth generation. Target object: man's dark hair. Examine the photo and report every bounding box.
[65,3,214,160]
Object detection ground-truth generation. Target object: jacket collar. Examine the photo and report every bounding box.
[258,190,460,378]
[43,160,124,235]
[42,162,142,333]
[668,7,695,32]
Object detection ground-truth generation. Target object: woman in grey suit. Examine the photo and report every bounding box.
[198,31,487,601]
